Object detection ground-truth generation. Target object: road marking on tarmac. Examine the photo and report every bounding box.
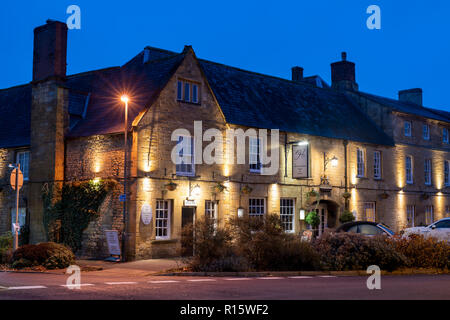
[188,279,217,282]
[61,283,94,288]
[225,278,253,281]
[149,280,180,283]
[8,286,47,290]
[257,277,285,280]
[105,282,138,285]
[318,275,337,278]
[288,276,313,279]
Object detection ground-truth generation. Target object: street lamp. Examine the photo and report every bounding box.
[323,152,338,172]
[121,95,129,262]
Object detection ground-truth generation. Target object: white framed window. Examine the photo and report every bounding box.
[363,202,376,222]
[177,79,200,104]
[155,200,171,239]
[425,205,434,225]
[405,156,413,184]
[249,137,262,173]
[249,198,265,218]
[445,161,450,187]
[357,148,365,177]
[443,128,449,143]
[404,121,412,137]
[192,84,199,103]
[280,198,295,233]
[205,200,218,230]
[373,151,381,180]
[406,205,415,228]
[176,136,195,176]
[423,124,430,140]
[10,208,26,234]
[424,159,432,186]
[16,151,30,180]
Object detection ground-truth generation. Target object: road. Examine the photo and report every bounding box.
[0,271,449,300]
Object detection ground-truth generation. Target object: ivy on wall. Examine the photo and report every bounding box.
[42,179,116,253]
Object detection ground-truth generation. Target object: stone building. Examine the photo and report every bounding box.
[0,20,449,259]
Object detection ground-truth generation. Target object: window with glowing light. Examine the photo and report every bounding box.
[249,198,265,218]
[155,200,171,240]
[176,136,195,176]
[405,156,413,184]
[363,202,376,222]
[406,205,415,228]
[356,148,365,177]
[424,159,432,186]
[16,151,30,180]
[280,198,295,233]
[373,151,381,180]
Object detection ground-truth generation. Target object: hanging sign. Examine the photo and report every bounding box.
[10,168,24,191]
[292,144,309,179]
[141,204,153,225]
[105,230,121,256]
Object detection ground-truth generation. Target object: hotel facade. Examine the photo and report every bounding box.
[1,20,450,259]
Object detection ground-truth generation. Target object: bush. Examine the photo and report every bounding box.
[388,234,450,269]
[0,232,13,264]
[339,211,355,224]
[11,242,75,269]
[313,232,406,271]
[305,211,320,229]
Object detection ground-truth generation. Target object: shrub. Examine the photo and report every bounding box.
[11,242,75,269]
[388,234,450,269]
[313,232,406,271]
[339,210,355,224]
[305,211,320,229]
[0,232,13,264]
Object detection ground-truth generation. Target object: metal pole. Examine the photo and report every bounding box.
[122,100,128,262]
[14,164,20,251]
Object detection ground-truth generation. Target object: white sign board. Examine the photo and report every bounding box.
[292,144,309,179]
[141,204,153,225]
[105,230,121,256]
[184,199,197,207]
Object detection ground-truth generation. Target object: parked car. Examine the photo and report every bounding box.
[403,217,450,241]
[336,221,395,237]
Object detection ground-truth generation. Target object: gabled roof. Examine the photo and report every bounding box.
[357,91,450,123]
[198,59,394,146]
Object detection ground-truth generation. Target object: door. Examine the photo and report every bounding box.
[316,204,328,236]
[181,207,195,256]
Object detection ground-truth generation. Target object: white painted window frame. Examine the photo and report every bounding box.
[424,158,432,186]
[405,155,413,185]
[356,148,365,178]
[155,200,171,240]
[249,198,266,218]
[280,198,295,233]
[373,150,381,180]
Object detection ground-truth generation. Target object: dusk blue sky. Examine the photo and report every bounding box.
[1,1,449,110]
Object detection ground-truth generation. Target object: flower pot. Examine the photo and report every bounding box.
[241,185,253,194]
[165,182,177,191]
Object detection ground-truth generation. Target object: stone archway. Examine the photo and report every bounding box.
[311,199,340,235]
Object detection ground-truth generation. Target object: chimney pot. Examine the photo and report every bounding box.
[341,52,347,61]
[291,66,304,82]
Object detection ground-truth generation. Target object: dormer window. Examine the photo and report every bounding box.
[177,80,200,104]
[404,121,412,137]
[423,124,430,140]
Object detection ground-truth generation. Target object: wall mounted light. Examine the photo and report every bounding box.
[299,209,306,220]
[237,207,244,218]
[191,184,201,197]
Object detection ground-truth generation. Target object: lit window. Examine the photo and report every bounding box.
[249,137,262,173]
[16,151,30,180]
[280,198,295,233]
[405,156,413,184]
[373,151,381,180]
[404,121,412,137]
[357,148,365,177]
[406,205,415,228]
[249,198,265,218]
[445,161,450,186]
[176,136,195,176]
[363,202,376,222]
[424,159,432,186]
[443,128,449,143]
[155,200,171,239]
[423,124,430,140]
[205,200,217,221]
[425,205,434,225]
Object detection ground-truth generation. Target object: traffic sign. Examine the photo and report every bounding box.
[10,168,23,191]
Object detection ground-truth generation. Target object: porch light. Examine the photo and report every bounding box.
[331,156,338,168]
[237,207,244,218]
[192,184,201,197]
[299,209,305,220]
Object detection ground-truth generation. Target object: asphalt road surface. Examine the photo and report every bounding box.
[0,271,449,300]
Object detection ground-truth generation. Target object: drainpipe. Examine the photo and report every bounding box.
[343,140,349,210]
[284,133,288,178]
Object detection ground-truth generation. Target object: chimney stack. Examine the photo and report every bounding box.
[398,88,423,106]
[33,19,68,82]
[291,66,304,82]
[331,52,358,91]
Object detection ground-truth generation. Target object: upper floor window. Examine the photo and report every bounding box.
[175,136,195,176]
[445,161,450,187]
[356,148,365,177]
[443,128,449,144]
[249,137,262,173]
[423,124,430,140]
[373,151,381,180]
[404,121,412,137]
[16,151,30,180]
[405,156,413,184]
[424,159,432,186]
[177,80,200,104]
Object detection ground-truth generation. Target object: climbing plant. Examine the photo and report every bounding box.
[42,179,116,253]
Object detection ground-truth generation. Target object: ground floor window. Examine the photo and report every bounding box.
[280,198,295,233]
[10,208,26,233]
[155,200,171,239]
[205,200,218,229]
[249,198,265,218]
[406,205,415,228]
[425,205,434,225]
[363,202,376,222]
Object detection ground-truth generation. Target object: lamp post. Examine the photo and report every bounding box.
[121,95,129,262]
[9,163,21,251]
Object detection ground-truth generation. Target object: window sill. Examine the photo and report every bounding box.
[177,100,201,106]
[152,239,177,244]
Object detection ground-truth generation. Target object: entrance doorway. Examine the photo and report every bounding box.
[181,207,196,256]
[312,200,339,236]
